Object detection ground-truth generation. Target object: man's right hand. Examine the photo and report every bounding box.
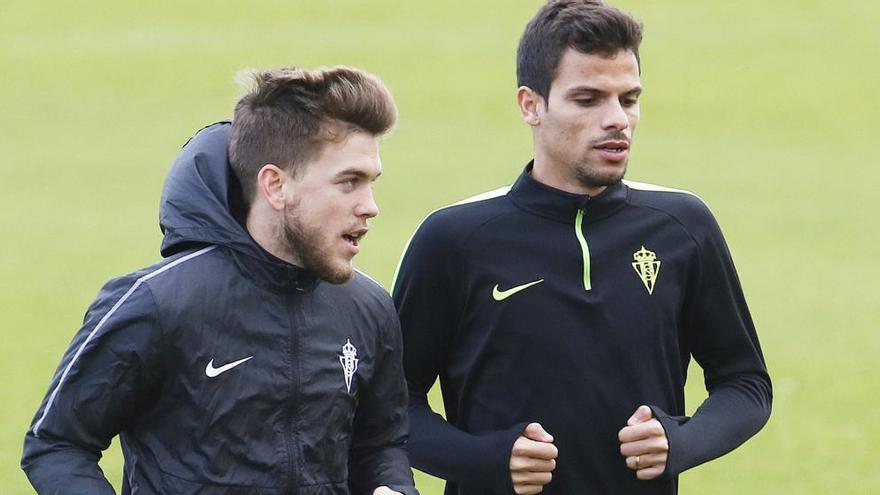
[509,422,558,495]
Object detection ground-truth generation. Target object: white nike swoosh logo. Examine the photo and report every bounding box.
[205,356,253,378]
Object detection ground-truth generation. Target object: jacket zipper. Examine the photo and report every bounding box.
[574,208,592,291]
[285,303,300,493]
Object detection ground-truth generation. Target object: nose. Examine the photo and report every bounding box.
[602,100,629,131]
[355,187,380,218]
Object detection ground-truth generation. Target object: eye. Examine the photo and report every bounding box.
[339,178,357,190]
[575,98,597,106]
[622,96,640,107]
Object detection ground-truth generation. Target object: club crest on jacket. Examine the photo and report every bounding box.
[339,339,359,393]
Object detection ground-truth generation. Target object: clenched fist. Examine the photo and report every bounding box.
[618,405,668,480]
[510,422,558,495]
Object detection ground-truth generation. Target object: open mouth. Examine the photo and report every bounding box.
[594,140,630,162]
[343,228,368,247]
[594,140,629,153]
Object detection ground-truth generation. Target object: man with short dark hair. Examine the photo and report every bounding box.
[23,66,417,495]
[393,1,772,494]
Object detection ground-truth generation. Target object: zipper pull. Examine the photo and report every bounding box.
[578,195,592,211]
[574,208,592,291]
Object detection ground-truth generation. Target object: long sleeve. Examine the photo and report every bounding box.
[393,215,523,494]
[651,203,772,477]
[21,276,165,494]
[348,310,419,495]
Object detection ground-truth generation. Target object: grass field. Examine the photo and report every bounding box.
[2,1,878,493]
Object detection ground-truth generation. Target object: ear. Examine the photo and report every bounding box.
[516,86,544,126]
[255,164,287,211]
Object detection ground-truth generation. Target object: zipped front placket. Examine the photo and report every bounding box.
[284,299,302,494]
[574,203,592,291]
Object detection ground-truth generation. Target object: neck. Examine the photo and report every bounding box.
[245,206,300,266]
[531,154,606,197]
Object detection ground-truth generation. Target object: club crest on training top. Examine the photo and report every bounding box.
[632,246,661,295]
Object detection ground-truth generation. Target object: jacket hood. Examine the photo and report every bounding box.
[159,121,252,256]
[159,121,319,291]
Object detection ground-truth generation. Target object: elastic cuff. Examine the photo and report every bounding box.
[482,422,529,495]
[647,404,689,479]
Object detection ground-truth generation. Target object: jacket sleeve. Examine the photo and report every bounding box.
[21,276,165,494]
[348,309,419,495]
[650,201,772,477]
[392,215,524,494]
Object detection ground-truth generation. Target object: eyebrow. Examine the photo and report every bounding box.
[566,86,643,97]
[335,168,382,180]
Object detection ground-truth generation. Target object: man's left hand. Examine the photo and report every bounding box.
[618,405,668,480]
[372,486,402,495]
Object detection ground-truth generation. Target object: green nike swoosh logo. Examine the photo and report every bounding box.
[492,279,545,301]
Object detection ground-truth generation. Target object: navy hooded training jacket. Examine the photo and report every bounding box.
[22,122,417,495]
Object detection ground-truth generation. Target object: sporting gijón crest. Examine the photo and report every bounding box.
[339,339,358,393]
[632,246,661,295]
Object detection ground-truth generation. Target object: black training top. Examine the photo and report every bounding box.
[393,163,771,494]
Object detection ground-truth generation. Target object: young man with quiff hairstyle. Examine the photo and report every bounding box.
[393,1,771,494]
[23,66,418,495]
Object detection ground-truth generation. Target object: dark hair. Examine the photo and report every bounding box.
[229,66,397,206]
[516,0,643,100]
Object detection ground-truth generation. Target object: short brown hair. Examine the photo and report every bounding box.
[229,66,397,206]
[517,0,643,101]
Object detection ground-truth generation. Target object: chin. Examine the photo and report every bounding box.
[577,164,627,189]
[316,260,354,285]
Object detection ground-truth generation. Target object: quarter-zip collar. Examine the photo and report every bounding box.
[508,161,628,223]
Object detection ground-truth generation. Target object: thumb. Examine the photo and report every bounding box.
[628,405,653,426]
[523,422,554,443]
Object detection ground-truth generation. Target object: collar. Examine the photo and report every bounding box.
[508,161,629,223]
[228,238,321,293]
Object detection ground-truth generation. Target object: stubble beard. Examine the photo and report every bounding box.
[573,160,628,191]
[574,131,631,191]
[282,203,353,285]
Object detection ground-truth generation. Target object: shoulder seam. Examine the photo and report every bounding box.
[624,179,700,199]
[31,245,217,436]
[390,185,510,293]
[448,186,511,207]
[626,179,719,227]
[630,202,706,257]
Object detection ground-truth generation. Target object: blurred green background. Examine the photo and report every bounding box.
[2,0,877,493]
